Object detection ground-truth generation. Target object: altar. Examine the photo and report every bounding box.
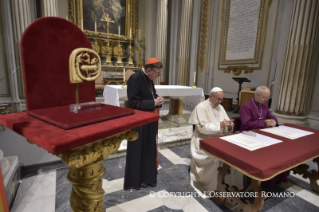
[103,85,205,116]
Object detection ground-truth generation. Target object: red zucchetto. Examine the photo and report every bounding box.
[146,57,161,65]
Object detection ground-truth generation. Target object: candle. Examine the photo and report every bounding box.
[194,71,196,83]
[118,25,120,36]
[66,16,68,20]
[123,68,125,82]
[95,20,97,33]
[139,29,141,40]
[81,20,83,30]
[130,28,132,39]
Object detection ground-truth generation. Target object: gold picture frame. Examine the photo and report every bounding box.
[219,0,270,74]
[68,0,138,40]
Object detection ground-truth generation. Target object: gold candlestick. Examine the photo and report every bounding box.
[92,32,100,54]
[104,41,112,65]
[104,33,112,65]
[101,15,114,65]
[192,82,197,88]
[137,39,143,67]
[128,39,134,66]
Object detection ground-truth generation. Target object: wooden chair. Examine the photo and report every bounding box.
[95,72,105,96]
[125,69,134,82]
[124,69,135,108]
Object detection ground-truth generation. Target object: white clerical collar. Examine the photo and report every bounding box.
[142,68,146,74]
[253,98,262,106]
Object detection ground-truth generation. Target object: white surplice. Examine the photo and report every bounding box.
[188,99,244,198]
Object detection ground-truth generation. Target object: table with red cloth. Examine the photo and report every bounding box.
[0,109,159,211]
[200,123,319,212]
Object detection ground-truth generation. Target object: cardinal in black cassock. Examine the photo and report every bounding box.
[124,58,164,190]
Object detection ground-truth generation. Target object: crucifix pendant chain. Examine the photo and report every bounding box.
[141,70,155,98]
[251,98,263,119]
[212,107,221,122]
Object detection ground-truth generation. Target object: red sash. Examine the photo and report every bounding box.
[152,107,160,169]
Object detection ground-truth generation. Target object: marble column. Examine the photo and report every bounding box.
[154,0,168,85]
[188,0,201,86]
[1,0,36,111]
[273,0,319,126]
[177,0,193,86]
[41,0,58,17]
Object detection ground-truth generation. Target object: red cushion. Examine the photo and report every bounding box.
[21,17,95,111]
[27,104,135,130]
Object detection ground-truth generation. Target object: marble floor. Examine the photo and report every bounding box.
[5,103,319,211]
[10,144,319,212]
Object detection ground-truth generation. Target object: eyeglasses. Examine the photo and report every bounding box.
[258,92,269,100]
[151,69,161,75]
[211,94,224,102]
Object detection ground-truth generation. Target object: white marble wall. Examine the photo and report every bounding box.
[56,0,68,18]
[211,0,280,99]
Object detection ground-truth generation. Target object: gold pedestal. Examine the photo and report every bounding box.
[57,130,138,212]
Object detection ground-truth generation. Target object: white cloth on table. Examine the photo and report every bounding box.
[103,85,205,108]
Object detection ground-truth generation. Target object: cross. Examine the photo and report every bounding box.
[100,14,114,34]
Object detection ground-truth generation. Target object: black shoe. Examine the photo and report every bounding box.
[141,183,149,188]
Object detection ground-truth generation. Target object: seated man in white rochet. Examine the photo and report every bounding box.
[188,87,244,198]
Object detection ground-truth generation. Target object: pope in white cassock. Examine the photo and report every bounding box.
[188,87,244,198]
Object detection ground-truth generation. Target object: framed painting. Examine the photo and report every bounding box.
[68,0,138,40]
[218,0,270,75]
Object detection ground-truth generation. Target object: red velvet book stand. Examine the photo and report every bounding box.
[0,17,159,212]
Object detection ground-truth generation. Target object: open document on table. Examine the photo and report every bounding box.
[220,133,282,151]
[260,125,314,139]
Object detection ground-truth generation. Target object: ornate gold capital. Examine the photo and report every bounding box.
[57,130,138,168]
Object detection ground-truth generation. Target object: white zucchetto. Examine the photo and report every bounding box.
[210,87,223,93]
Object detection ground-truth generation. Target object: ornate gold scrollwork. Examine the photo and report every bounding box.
[222,66,254,76]
[57,130,138,168]
[232,69,242,76]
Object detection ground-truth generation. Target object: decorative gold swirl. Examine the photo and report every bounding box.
[57,130,138,168]
[222,66,254,76]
